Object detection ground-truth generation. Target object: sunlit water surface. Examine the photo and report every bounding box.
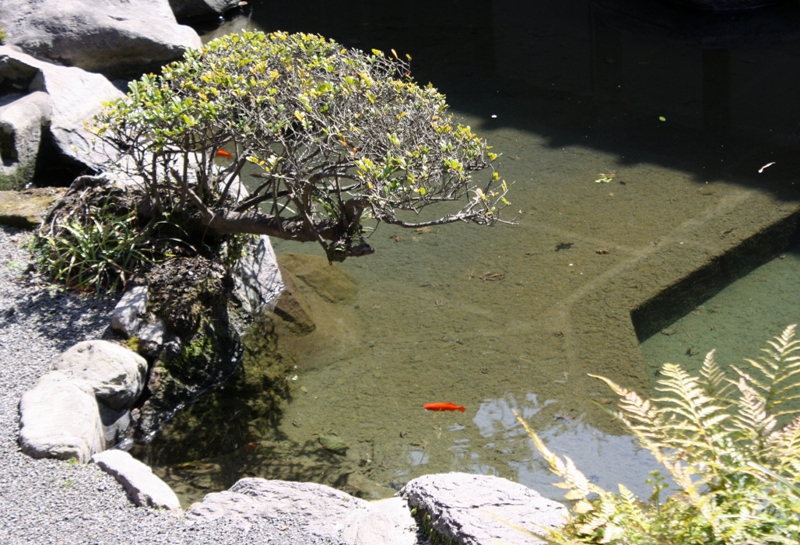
[143,0,800,506]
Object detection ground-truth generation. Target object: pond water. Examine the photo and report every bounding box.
[142,0,800,507]
[641,243,800,387]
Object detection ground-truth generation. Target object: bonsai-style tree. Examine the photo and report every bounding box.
[92,30,510,262]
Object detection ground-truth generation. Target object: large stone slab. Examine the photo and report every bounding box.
[55,340,148,411]
[186,478,368,539]
[341,496,419,545]
[0,0,201,79]
[0,46,124,173]
[92,449,181,511]
[19,372,105,463]
[401,473,568,545]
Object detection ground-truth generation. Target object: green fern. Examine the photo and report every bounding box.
[517,325,800,545]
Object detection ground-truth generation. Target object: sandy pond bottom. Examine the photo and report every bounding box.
[140,106,800,508]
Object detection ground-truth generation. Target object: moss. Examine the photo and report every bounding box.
[0,159,36,191]
[163,327,216,378]
[125,335,142,354]
[0,25,6,45]
[411,508,460,545]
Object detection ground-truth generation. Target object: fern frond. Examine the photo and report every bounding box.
[737,324,800,416]
[655,364,733,461]
[700,349,734,404]
[513,410,603,502]
[767,415,800,476]
[733,377,777,447]
[589,373,677,471]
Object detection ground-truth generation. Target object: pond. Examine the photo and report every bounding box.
[140,0,800,507]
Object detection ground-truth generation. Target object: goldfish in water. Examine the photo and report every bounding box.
[424,402,466,412]
[215,149,233,160]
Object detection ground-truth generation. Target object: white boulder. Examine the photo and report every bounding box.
[0,0,201,79]
[56,340,148,411]
[186,478,369,538]
[0,46,124,173]
[401,472,568,545]
[0,91,51,189]
[19,372,106,463]
[93,449,181,511]
[341,496,418,545]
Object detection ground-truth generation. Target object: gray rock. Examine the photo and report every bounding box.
[232,235,284,316]
[0,0,201,79]
[97,401,132,445]
[0,91,51,190]
[112,285,149,336]
[18,372,106,463]
[56,340,148,411]
[169,0,241,20]
[92,449,181,511]
[186,478,368,539]
[111,284,175,357]
[341,496,418,545]
[0,46,124,172]
[138,317,169,358]
[401,473,568,545]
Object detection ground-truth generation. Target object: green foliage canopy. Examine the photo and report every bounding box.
[92,30,510,262]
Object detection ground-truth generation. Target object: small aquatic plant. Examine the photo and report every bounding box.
[517,325,800,545]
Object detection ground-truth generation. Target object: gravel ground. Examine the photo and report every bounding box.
[0,225,348,545]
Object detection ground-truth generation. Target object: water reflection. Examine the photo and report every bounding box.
[473,393,664,499]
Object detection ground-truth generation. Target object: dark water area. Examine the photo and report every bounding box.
[244,0,800,184]
[147,0,800,507]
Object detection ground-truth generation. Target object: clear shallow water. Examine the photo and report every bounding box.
[148,0,800,507]
[641,244,800,385]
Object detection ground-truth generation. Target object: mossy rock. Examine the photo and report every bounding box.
[0,159,36,192]
[0,187,66,228]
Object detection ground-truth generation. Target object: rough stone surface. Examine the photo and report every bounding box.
[169,0,241,19]
[138,317,169,357]
[401,473,568,545]
[97,401,133,445]
[112,285,149,337]
[232,235,284,316]
[92,449,181,511]
[187,478,369,539]
[270,265,316,333]
[18,371,106,462]
[341,497,419,545]
[0,0,201,79]
[0,46,124,172]
[0,91,51,189]
[56,340,148,411]
[0,187,66,228]
[278,252,360,304]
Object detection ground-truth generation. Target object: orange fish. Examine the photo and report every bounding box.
[215,149,233,160]
[424,402,466,413]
